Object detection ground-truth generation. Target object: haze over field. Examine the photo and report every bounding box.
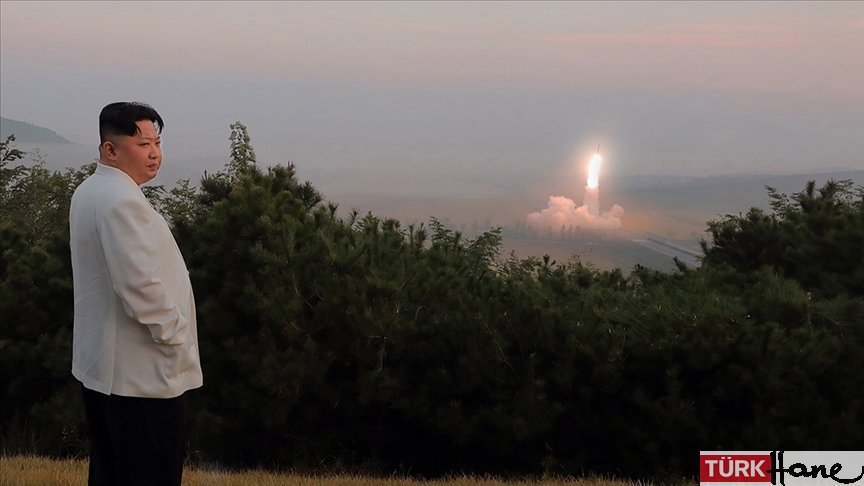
[2,1,862,251]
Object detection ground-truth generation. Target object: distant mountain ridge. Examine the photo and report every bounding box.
[0,117,71,144]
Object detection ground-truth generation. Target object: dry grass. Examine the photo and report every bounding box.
[0,455,648,486]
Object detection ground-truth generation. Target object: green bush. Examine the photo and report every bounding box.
[1,129,861,481]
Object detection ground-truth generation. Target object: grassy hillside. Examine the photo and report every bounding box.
[500,235,685,273]
[0,456,663,486]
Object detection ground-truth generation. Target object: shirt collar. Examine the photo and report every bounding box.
[95,163,143,192]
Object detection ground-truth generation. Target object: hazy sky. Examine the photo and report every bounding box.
[1,1,862,198]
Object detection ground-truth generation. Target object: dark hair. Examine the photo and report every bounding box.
[99,102,164,145]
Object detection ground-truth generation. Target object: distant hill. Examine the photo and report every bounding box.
[0,117,71,144]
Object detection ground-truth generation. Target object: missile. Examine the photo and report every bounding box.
[596,143,601,154]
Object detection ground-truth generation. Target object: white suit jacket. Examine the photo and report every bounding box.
[70,163,202,398]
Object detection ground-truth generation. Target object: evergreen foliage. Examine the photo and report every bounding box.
[701,180,864,299]
[226,121,257,182]
[1,136,92,456]
[1,131,862,481]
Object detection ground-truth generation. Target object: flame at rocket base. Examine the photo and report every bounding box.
[587,153,602,189]
[584,152,602,216]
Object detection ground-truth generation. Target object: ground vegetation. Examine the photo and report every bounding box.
[1,129,861,481]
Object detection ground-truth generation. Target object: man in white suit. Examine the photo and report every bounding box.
[70,102,202,485]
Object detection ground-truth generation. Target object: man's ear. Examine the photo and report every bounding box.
[102,140,118,161]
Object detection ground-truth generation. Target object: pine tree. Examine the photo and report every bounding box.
[701,180,863,298]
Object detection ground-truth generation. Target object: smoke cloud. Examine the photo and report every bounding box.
[527,150,624,232]
[527,192,624,231]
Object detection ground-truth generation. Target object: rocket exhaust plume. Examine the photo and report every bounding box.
[527,144,624,233]
[584,152,602,216]
[587,152,601,189]
[587,144,601,188]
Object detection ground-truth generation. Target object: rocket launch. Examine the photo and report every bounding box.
[584,146,602,216]
[526,143,624,232]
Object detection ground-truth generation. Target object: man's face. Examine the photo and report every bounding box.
[102,120,162,185]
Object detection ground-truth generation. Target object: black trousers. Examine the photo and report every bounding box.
[81,385,187,486]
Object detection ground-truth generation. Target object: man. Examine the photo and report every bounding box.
[70,102,202,485]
